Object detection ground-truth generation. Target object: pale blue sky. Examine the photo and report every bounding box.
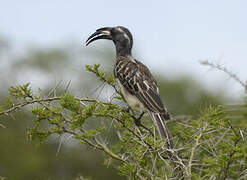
[0,0,246,99]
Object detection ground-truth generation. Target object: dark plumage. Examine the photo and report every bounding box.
[86,26,174,149]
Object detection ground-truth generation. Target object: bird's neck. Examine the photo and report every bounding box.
[114,42,132,57]
[116,47,131,57]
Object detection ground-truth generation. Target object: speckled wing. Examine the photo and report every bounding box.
[114,58,170,120]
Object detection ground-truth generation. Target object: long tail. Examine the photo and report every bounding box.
[148,111,175,149]
[148,111,186,176]
[148,111,185,162]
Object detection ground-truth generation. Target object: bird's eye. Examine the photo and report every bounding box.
[111,28,118,35]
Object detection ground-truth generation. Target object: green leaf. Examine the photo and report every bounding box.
[8,83,32,98]
[60,93,80,112]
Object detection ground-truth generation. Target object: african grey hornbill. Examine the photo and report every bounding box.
[86,26,175,150]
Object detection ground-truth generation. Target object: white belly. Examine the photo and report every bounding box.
[117,79,145,110]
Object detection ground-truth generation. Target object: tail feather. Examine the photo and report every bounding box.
[149,111,185,175]
[148,111,174,149]
[149,111,185,164]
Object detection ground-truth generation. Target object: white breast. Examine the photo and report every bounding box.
[117,79,145,111]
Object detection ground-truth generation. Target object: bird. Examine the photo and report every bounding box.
[86,26,175,150]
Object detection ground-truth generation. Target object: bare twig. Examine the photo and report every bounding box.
[188,124,207,178]
[0,96,111,117]
[200,60,247,92]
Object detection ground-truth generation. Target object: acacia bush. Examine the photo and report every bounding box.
[0,63,246,180]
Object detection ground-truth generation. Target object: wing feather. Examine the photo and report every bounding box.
[115,58,169,117]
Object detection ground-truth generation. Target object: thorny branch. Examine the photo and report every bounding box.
[188,124,207,178]
[201,60,247,92]
[221,121,242,179]
[0,93,187,177]
[39,99,128,163]
[1,62,246,179]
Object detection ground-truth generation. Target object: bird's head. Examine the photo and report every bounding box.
[86,26,133,56]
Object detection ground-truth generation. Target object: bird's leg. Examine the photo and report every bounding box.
[136,112,155,136]
[123,106,143,126]
[123,107,153,136]
[134,111,145,127]
[123,106,131,114]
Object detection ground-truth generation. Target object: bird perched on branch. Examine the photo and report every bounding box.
[86,26,175,150]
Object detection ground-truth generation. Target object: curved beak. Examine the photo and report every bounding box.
[86,27,112,46]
